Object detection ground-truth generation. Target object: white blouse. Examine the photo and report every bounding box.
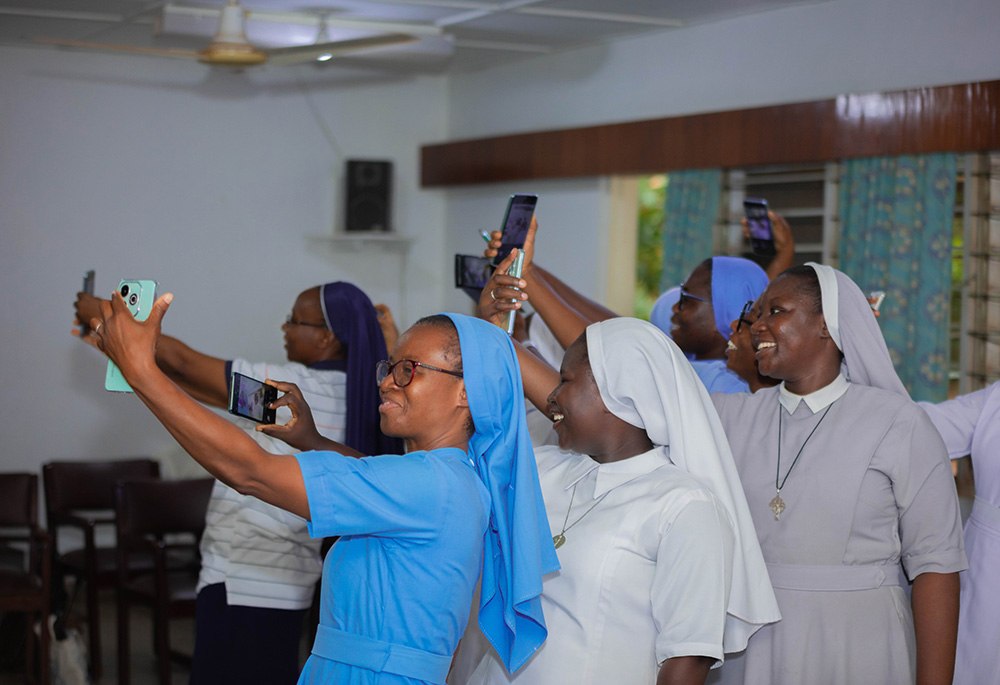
[469,444,736,684]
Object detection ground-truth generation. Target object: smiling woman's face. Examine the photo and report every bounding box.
[377,323,470,452]
[725,296,763,385]
[749,273,836,388]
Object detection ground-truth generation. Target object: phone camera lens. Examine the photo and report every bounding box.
[120,284,130,297]
[128,293,139,307]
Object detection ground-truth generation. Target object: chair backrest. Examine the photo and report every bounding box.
[114,478,214,542]
[43,459,160,521]
[0,473,38,528]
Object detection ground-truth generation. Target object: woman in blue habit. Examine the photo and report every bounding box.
[88,291,558,685]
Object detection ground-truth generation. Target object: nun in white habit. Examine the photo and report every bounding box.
[467,317,779,685]
[709,263,968,685]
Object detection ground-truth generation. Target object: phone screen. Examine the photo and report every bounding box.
[81,270,95,335]
[493,194,538,265]
[455,254,494,287]
[744,199,776,255]
[229,373,277,424]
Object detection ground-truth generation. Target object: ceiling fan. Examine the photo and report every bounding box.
[33,0,420,68]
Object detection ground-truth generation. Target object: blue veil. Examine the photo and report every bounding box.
[443,313,560,673]
[710,257,769,340]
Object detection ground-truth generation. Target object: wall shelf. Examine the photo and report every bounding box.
[307,233,414,254]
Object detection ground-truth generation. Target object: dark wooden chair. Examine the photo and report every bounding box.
[42,458,160,678]
[114,477,213,685]
[0,473,51,685]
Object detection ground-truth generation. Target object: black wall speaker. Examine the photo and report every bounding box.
[345,160,392,232]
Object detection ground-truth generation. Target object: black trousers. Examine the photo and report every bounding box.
[189,583,308,685]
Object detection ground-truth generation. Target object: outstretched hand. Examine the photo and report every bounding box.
[477,248,528,329]
[90,291,172,388]
[257,380,324,452]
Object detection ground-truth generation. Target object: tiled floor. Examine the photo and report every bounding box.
[2,587,313,684]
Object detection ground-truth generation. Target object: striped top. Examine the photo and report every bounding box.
[197,358,347,610]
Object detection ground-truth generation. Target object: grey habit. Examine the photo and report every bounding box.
[708,264,967,685]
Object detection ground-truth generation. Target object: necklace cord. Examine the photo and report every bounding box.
[775,403,834,492]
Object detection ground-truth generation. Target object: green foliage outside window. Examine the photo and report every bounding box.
[634,174,668,319]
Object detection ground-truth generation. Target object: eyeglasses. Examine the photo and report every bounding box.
[376,359,463,387]
[678,283,710,310]
[285,314,327,329]
[736,300,755,332]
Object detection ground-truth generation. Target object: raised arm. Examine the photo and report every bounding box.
[476,250,560,416]
[482,219,614,350]
[740,211,796,281]
[75,292,228,407]
[91,294,310,518]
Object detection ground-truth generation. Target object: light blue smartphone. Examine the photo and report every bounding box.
[505,250,525,335]
[105,279,157,393]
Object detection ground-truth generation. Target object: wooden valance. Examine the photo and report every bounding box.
[421,80,1000,187]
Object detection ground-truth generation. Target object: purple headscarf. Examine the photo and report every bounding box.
[320,282,403,456]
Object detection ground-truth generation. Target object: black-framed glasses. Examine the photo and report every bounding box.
[736,300,755,332]
[285,314,327,329]
[376,359,463,387]
[678,282,710,310]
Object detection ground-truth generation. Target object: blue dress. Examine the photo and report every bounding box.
[295,448,491,685]
[690,359,749,394]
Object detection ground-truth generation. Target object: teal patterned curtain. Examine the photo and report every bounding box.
[838,154,957,401]
[659,169,721,291]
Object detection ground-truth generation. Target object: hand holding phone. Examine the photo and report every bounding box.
[229,373,278,424]
[744,199,776,256]
[105,279,157,393]
[492,194,538,266]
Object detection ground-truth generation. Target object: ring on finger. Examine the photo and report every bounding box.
[490,287,501,302]
[94,322,103,335]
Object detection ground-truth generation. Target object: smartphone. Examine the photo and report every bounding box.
[454,254,496,301]
[80,270,95,335]
[492,194,538,266]
[744,198,776,256]
[505,250,526,335]
[228,372,278,424]
[104,279,157,393]
[869,290,886,313]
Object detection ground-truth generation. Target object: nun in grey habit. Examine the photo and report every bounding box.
[708,263,968,685]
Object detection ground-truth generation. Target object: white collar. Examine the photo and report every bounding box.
[778,374,849,414]
[564,446,671,498]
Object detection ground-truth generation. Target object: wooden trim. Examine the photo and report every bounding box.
[421,80,1000,187]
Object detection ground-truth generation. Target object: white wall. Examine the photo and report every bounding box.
[447,0,1000,137]
[441,0,1000,300]
[0,46,448,472]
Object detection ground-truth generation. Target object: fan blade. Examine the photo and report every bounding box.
[265,33,418,66]
[33,36,201,60]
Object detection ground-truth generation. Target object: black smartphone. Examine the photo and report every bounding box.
[228,372,278,424]
[454,254,495,301]
[492,193,538,266]
[744,198,776,256]
[80,270,95,335]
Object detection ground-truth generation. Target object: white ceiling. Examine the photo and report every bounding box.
[0,0,828,74]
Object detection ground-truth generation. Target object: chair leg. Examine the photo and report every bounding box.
[39,610,51,685]
[156,607,171,685]
[118,591,130,685]
[25,615,36,685]
[86,578,102,678]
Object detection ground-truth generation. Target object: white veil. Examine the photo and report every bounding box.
[586,317,781,653]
